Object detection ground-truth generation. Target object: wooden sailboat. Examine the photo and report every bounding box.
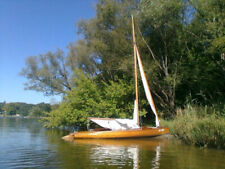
[62,16,169,140]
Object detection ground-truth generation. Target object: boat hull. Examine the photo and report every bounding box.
[62,127,169,140]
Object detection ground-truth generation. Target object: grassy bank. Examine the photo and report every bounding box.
[161,105,225,149]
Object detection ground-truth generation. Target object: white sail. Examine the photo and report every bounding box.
[136,46,160,127]
[90,117,140,131]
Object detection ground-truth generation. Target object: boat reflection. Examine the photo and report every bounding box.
[72,137,168,169]
[152,146,160,169]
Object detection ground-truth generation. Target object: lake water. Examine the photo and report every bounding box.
[0,117,224,169]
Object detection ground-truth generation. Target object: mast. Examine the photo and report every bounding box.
[131,16,160,127]
[131,15,139,126]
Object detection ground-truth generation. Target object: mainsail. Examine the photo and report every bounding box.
[136,45,160,127]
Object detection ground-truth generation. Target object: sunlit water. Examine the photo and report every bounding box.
[0,117,224,169]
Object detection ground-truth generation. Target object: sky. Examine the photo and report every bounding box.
[0,0,96,104]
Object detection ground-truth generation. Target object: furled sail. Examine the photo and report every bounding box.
[89,100,140,130]
[89,117,140,131]
[136,46,160,127]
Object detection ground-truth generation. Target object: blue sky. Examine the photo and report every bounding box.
[0,0,96,104]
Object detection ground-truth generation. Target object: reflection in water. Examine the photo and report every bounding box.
[89,144,161,169]
[72,138,167,169]
[129,146,139,169]
[90,145,139,168]
[152,146,160,169]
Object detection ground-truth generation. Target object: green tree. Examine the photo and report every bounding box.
[29,103,51,117]
[21,44,98,96]
[3,103,18,115]
[137,0,187,115]
[20,49,73,95]
[175,0,225,106]
[29,106,43,117]
[77,0,140,81]
[0,102,6,113]
[139,0,225,114]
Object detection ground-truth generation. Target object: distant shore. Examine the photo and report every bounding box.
[0,115,42,119]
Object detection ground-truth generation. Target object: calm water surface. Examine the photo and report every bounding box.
[0,117,224,169]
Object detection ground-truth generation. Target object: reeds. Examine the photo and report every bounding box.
[161,105,225,149]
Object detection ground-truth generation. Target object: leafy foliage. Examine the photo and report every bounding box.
[20,49,74,95]
[0,102,6,113]
[138,0,186,114]
[174,0,225,107]
[75,0,144,86]
[42,70,136,128]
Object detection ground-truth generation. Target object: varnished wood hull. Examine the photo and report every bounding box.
[62,127,169,140]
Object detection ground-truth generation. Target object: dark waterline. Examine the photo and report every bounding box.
[0,117,224,169]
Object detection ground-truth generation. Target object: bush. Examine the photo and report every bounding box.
[42,71,136,129]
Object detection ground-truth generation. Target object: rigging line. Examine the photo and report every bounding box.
[136,24,163,70]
